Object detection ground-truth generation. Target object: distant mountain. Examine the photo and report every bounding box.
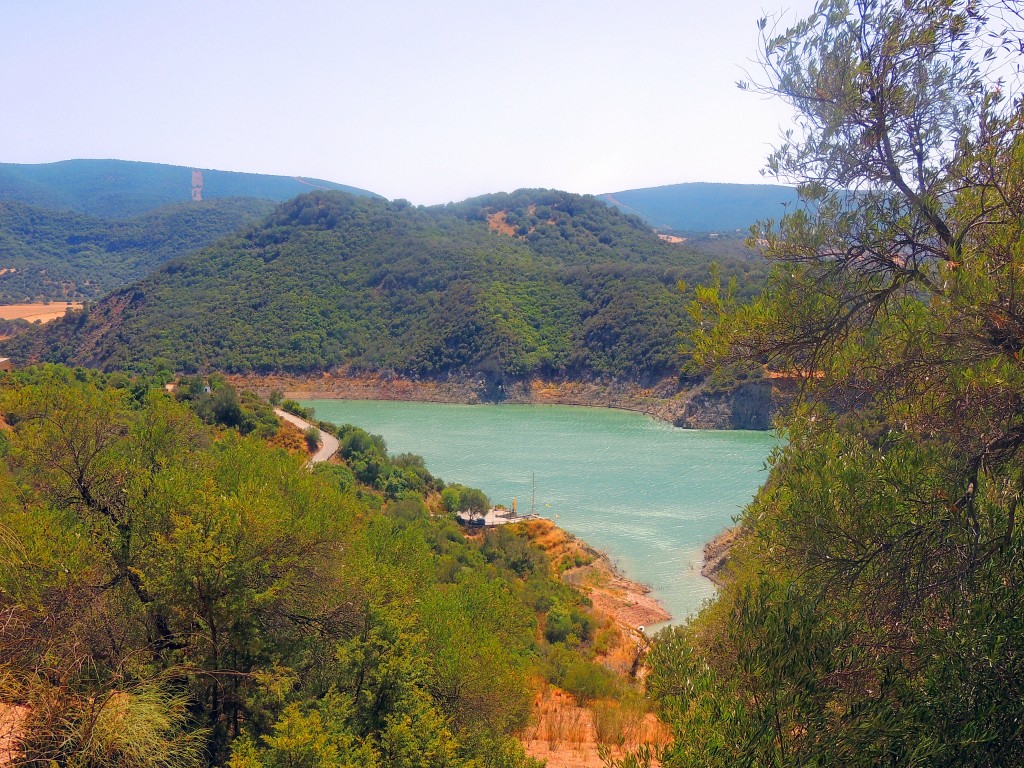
[600,182,802,233]
[7,189,767,382]
[0,197,276,302]
[0,159,380,219]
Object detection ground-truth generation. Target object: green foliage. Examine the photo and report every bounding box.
[228,697,380,768]
[542,600,594,646]
[303,425,321,451]
[175,375,279,436]
[280,398,313,420]
[8,189,767,382]
[0,197,276,301]
[0,365,568,767]
[544,646,619,704]
[334,422,450,500]
[442,483,490,514]
[647,2,1024,766]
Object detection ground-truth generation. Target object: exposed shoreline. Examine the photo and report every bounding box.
[275,415,688,765]
[272,408,678,629]
[515,518,672,767]
[269,385,736,624]
[701,525,739,587]
[228,370,779,430]
[517,518,671,633]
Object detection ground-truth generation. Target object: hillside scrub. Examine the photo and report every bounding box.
[0,365,626,767]
[0,197,275,302]
[4,189,768,384]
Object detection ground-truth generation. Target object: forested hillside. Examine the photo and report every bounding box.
[0,365,639,766]
[0,197,274,301]
[0,159,379,219]
[7,189,767,384]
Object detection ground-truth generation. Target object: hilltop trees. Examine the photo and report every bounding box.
[3,189,766,385]
[651,1,1024,765]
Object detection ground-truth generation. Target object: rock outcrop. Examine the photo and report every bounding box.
[228,371,787,431]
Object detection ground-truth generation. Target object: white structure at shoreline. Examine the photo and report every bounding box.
[456,505,539,528]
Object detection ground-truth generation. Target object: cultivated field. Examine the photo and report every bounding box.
[0,302,83,323]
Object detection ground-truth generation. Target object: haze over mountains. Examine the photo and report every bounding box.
[0,159,379,219]
[600,182,802,233]
[0,160,383,302]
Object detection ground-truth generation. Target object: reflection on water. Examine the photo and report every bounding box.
[303,400,779,622]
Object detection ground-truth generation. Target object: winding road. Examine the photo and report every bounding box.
[274,408,340,465]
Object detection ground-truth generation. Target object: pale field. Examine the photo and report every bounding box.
[0,302,83,323]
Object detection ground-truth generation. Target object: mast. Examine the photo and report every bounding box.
[531,473,535,516]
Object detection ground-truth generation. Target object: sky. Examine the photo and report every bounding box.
[2,1,816,205]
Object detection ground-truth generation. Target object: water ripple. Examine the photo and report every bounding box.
[305,400,778,622]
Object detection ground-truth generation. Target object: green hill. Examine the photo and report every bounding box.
[601,182,802,233]
[0,197,276,301]
[0,159,380,219]
[6,189,767,383]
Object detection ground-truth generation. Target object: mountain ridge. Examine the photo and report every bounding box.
[0,158,380,219]
[600,181,802,233]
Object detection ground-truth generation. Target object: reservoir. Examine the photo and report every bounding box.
[303,399,779,622]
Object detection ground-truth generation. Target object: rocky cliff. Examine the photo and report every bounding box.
[674,381,783,430]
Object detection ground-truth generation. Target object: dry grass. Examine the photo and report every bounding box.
[592,698,648,747]
[522,685,670,768]
[267,416,313,456]
[518,518,595,573]
[0,303,82,324]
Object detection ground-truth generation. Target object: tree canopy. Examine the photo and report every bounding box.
[0,365,623,767]
[5,189,767,384]
[646,1,1024,765]
[0,198,275,302]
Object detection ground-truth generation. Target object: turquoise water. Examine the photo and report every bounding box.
[303,399,779,622]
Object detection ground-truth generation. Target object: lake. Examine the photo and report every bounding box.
[302,399,779,622]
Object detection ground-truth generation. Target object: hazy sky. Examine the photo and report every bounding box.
[3,1,815,204]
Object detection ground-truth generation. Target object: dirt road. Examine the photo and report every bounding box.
[274,408,340,465]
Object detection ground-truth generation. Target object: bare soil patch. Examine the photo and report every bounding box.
[522,685,669,768]
[0,302,82,323]
[487,211,518,237]
[0,703,28,766]
[516,518,672,765]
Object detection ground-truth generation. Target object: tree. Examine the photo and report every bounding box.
[0,373,359,760]
[660,1,1024,765]
[690,0,1024,597]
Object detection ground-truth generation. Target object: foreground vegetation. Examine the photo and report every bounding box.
[641,1,1024,765]
[0,366,638,766]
